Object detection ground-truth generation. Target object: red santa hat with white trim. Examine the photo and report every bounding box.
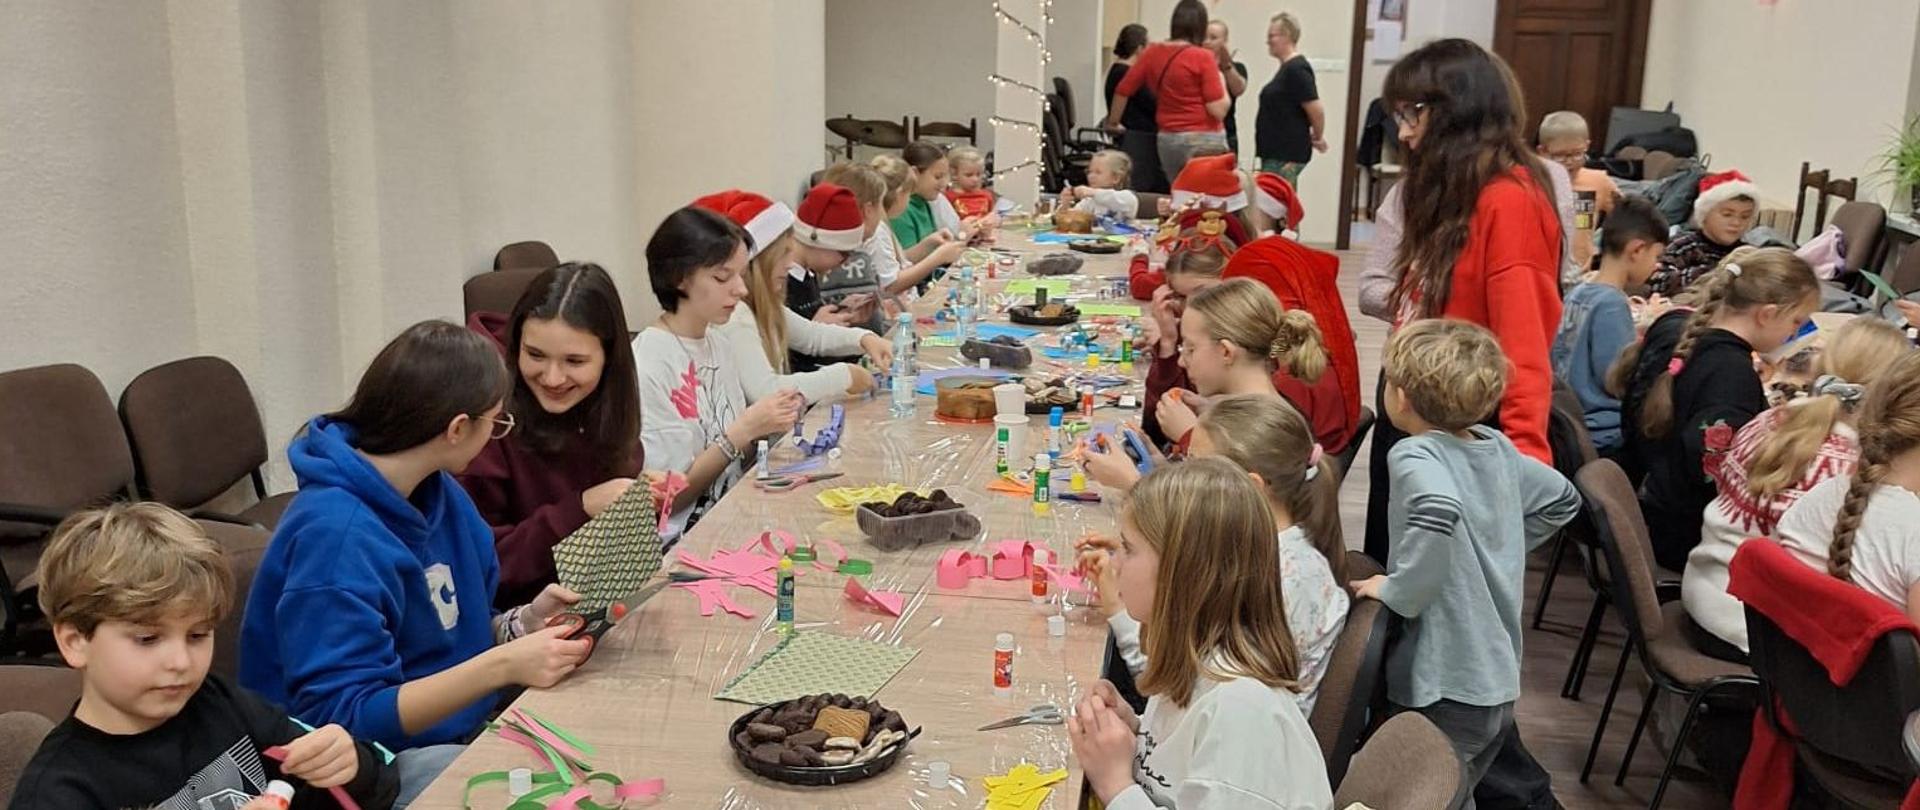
[792,183,866,252]
[1252,172,1305,234]
[1169,153,1247,212]
[690,190,793,259]
[1692,170,1761,228]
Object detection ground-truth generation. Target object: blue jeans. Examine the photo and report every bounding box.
[393,744,466,809]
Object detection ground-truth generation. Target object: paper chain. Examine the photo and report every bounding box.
[936,540,1091,593]
[801,404,844,457]
[459,708,665,809]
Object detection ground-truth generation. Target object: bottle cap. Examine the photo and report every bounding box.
[507,768,535,797]
[979,358,991,369]
[778,556,794,571]
[1048,406,1063,425]
[265,780,297,801]
[1047,614,1067,637]
[1033,453,1050,469]
[926,759,952,787]
[996,632,1015,649]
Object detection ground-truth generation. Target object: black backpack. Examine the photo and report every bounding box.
[1615,125,1699,159]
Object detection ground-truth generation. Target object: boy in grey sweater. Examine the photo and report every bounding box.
[1353,319,1581,809]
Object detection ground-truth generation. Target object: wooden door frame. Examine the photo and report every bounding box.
[1335,0,1366,251]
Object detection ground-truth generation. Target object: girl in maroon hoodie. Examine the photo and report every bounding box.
[459,263,652,608]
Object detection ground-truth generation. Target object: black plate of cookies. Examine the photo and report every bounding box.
[728,693,918,786]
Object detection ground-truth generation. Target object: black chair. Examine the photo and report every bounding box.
[1332,406,1376,484]
[1051,76,1114,149]
[1574,461,1758,807]
[1535,384,1599,632]
[1745,581,1920,805]
[1043,92,1097,190]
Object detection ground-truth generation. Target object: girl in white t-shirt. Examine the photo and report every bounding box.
[1067,458,1332,810]
[1776,350,1920,624]
[633,207,803,536]
[869,154,965,297]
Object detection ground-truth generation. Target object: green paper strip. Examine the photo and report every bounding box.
[921,335,960,347]
[1862,269,1900,302]
[1077,302,1141,317]
[789,546,817,562]
[464,769,565,810]
[1005,279,1071,296]
[838,558,874,575]
[521,708,598,757]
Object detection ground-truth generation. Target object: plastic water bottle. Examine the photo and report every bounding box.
[955,265,978,340]
[890,313,916,419]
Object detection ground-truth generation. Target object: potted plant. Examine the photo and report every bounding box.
[1879,116,1920,212]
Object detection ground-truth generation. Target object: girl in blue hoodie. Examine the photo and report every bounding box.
[239,321,593,805]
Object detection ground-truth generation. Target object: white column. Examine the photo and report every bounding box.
[993,0,1047,207]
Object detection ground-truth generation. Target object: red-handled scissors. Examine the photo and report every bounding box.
[544,579,671,658]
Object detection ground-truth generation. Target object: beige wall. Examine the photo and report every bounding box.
[1641,0,1920,208]
[825,0,999,151]
[1357,0,1496,118]
[0,0,825,487]
[1139,0,1356,244]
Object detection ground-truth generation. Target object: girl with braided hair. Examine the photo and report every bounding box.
[1684,317,1909,658]
[1612,247,1821,571]
[1776,350,1920,623]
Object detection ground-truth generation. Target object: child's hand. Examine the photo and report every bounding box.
[858,332,894,369]
[523,584,583,631]
[581,478,635,518]
[1155,197,1173,217]
[497,624,592,687]
[1068,694,1139,802]
[1077,546,1123,619]
[1898,298,1920,328]
[1350,575,1386,601]
[1080,436,1142,492]
[845,364,876,396]
[930,239,968,266]
[1058,186,1077,205]
[1149,286,1181,356]
[1157,389,1199,442]
[735,389,806,440]
[1087,679,1140,731]
[277,724,360,789]
[813,304,856,325]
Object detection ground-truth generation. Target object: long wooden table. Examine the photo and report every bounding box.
[413,232,1141,808]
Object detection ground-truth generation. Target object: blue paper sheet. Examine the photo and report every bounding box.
[943,323,1041,342]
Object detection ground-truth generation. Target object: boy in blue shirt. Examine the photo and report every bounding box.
[1551,196,1669,454]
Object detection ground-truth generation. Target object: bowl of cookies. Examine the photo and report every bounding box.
[1008,302,1080,326]
[729,693,915,787]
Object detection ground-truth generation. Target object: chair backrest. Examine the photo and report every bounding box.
[1346,550,1385,579]
[0,711,53,805]
[203,519,271,683]
[1744,576,1920,783]
[910,117,978,146]
[1334,406,1377,482]
[119,357,268,510]
[0,663,82,723]
[1309,594,1391,786]
[1548,383,1599,480]
[1888,240,1920,297]
[1133,191,1168,220]
[1053,77,1076,129]
[492,240,557,271]
[1828,201,1886,277]
[863,117,911,150]
[1334,712,1462,809]
[463,266,545,320]
[1575,460,1669,650]
[0,364,134,510]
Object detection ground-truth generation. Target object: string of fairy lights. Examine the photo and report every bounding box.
[989,0,1051,183]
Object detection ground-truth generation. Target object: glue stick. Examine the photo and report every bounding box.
[995,425,1011,476]
[776,557,795,636]
[258,781,295,810]
[755,439,771,479]
[1030,548,1051,601]
[1031,453,1052,517]
[1046,407,1064,462]
[993,632,1015,694]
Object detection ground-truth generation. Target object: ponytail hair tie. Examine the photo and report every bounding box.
[1268,337,1294,359]
[1725,263,1743,278]
[1666,357,1686,376]
[1303,443,1324,481]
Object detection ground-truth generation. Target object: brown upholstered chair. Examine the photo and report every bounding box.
[0,364,137,652]
[1132,191,1167,220]
[0,662,82,723]
[119,357,291,529]
[1334,712,1462,810]
[1333,406,1376,484]
[1308,586,1390,786]
[1793,162,1860,242]
[1535,385,1598,635]
[463,266,545,320]
[492,240,558,271]
[202,519,270,682]
[1828,201,1886,279]
[0,711,53,804]
[1575,460,1758,807]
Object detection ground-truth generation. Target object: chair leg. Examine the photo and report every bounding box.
[1532,530,1570,630]
[1563,591,1608,699]
[1615,691,1656,786]
[1648,688,1713,810]
[1581,643,1633,783]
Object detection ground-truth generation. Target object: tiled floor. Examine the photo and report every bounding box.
[1328,247,1722,809]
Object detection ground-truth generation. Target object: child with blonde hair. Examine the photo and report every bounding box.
[1060,150,1140,220]
[942,146,1009,223]
[1080,394,1350,717]
[1352,318,1579,807]
[868,153,966,296]
[1685,317,1910,658]
[1151,277,1335,456]
[13,503,400,808]
[1775,350,1920,625]
[1067,458,1333,809]
[1612,247,1822,569]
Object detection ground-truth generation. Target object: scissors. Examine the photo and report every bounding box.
[754,471,844,492]
[545,579,671,658]
[978,704,1066,731]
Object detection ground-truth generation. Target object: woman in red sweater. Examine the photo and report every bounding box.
[1362,40,1564,566]
[459,263,653,608]
[1105,0,1228,180]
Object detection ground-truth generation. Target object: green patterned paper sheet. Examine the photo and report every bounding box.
[1076,302,1141,317]
[552,478,664,612]
[715,631,920,705]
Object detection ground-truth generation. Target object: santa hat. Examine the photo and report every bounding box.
[1252,172,1305,233]
[792,183,866,252]
[690,190,793,259]
[1170,154,1247,211]
[1693,170,1761,227]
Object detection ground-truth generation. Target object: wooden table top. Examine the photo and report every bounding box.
[411,231,1143,808]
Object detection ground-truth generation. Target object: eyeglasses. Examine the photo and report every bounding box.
[482,411,517,440]
[1391,102,1429,129]
[1545,148,1588,164]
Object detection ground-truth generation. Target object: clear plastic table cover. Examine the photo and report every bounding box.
[409,235,1141,809]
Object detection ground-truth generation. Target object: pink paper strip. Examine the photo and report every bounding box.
[618,777,667,799]
[1038,562,1093,594]
[842,576,904,616]
[990,540,1035,580]
[546,786,594,810]
[505,709,591,763]
[937,550,976,589]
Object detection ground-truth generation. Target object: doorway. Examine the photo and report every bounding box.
[1493,0,1654,145]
